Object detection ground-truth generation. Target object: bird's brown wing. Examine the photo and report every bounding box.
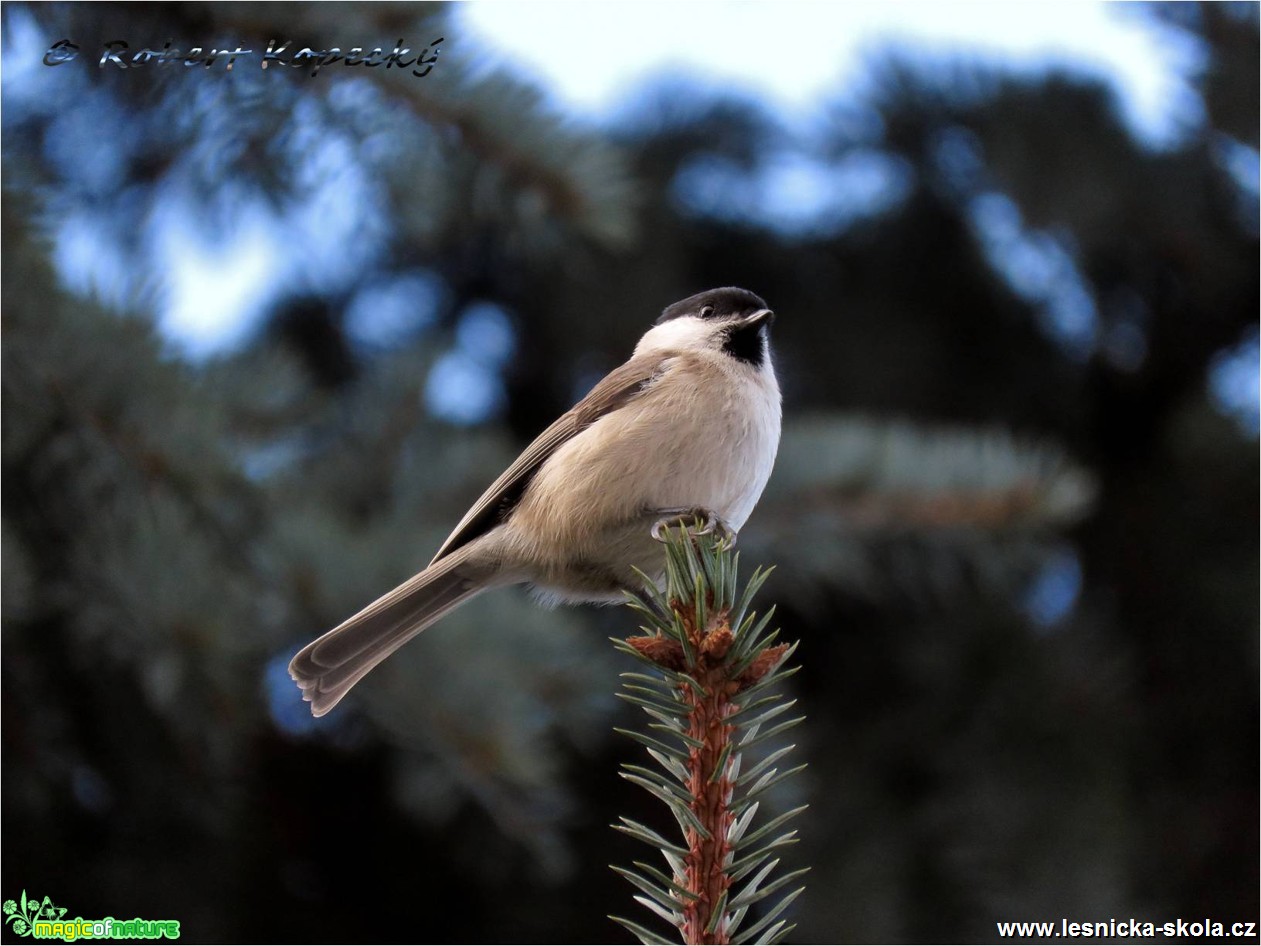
[428,352,670,565]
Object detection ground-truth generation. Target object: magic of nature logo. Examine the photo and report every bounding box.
[3,890,179,942]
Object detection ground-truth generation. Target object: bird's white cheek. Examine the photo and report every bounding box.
[634,317,713,357]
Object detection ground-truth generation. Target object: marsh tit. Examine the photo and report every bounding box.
[290,287,781,716]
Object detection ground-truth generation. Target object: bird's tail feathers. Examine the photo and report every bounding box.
[289,550,494,717]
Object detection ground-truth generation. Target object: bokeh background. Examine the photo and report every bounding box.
[2,2,1257,943]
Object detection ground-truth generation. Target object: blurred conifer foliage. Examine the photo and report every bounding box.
[2,2,1256,942]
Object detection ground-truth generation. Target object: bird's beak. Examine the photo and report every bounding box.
[744,309,775,329]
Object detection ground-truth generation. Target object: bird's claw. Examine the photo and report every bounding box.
[650,509,737,548]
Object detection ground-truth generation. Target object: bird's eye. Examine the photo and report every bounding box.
[700,306,714,318]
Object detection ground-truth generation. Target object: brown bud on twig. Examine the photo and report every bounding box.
[626,635,686,671]
[737,643,791,689]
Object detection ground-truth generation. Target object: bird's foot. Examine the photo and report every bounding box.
[650,508,737,548]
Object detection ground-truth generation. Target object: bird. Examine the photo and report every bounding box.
[290,287,782,716]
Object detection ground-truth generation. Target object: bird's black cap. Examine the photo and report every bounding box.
[656,287,769,325]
